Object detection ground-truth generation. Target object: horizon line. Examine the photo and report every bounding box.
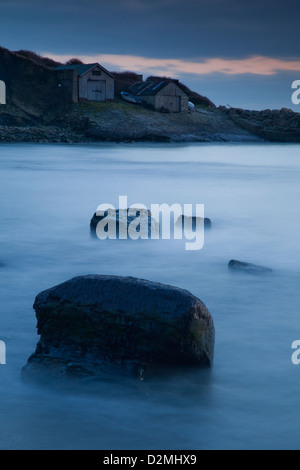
[42,52,300,77]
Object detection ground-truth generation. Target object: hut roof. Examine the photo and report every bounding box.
[56,63,114,78]
[129,80,185,97]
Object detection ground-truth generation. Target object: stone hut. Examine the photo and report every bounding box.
[129,79,189,113]
[56,63,115,103]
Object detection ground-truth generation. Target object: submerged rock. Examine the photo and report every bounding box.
[176,215,212,231]
[228,260,273,275]
[90,208,159,239]
[22,275,215,381]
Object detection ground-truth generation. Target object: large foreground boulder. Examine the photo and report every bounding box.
[23,275,215,380]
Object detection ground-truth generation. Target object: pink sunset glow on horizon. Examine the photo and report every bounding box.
[43,53,300,77]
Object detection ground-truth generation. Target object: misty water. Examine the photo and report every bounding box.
[0,142,300,450]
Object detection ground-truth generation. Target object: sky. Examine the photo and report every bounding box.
[1,0,300,110]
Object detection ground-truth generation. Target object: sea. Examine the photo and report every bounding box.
[0,142,300,450]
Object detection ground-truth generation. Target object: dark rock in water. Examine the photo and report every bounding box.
[176,215,212,230]
[228,260,273,275]
[90,208,159,239]
[22,275,215,381]
[204,218,212,229]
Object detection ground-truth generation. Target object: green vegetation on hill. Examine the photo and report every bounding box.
[0,46,71,122]
[14,50,61,69]
[0,47,215,122]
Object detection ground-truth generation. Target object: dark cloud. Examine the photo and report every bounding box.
[0,0,299,59]
[1,0,298,109]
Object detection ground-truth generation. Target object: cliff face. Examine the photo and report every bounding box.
[0,47,69,123]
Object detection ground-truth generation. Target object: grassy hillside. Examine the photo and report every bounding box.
[0,47,70,122]
[0,47,216,124]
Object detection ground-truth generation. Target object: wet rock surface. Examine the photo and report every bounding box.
[176,215,212,231]
[90,209,159,239]
[228,260,273,275]
[23,275,215,381]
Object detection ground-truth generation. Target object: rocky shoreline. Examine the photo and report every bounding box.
[0,124,89,144]
[1,102,299,144]
[219,106,300,143]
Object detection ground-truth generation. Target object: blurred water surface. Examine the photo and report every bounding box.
[0,142,299,450]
